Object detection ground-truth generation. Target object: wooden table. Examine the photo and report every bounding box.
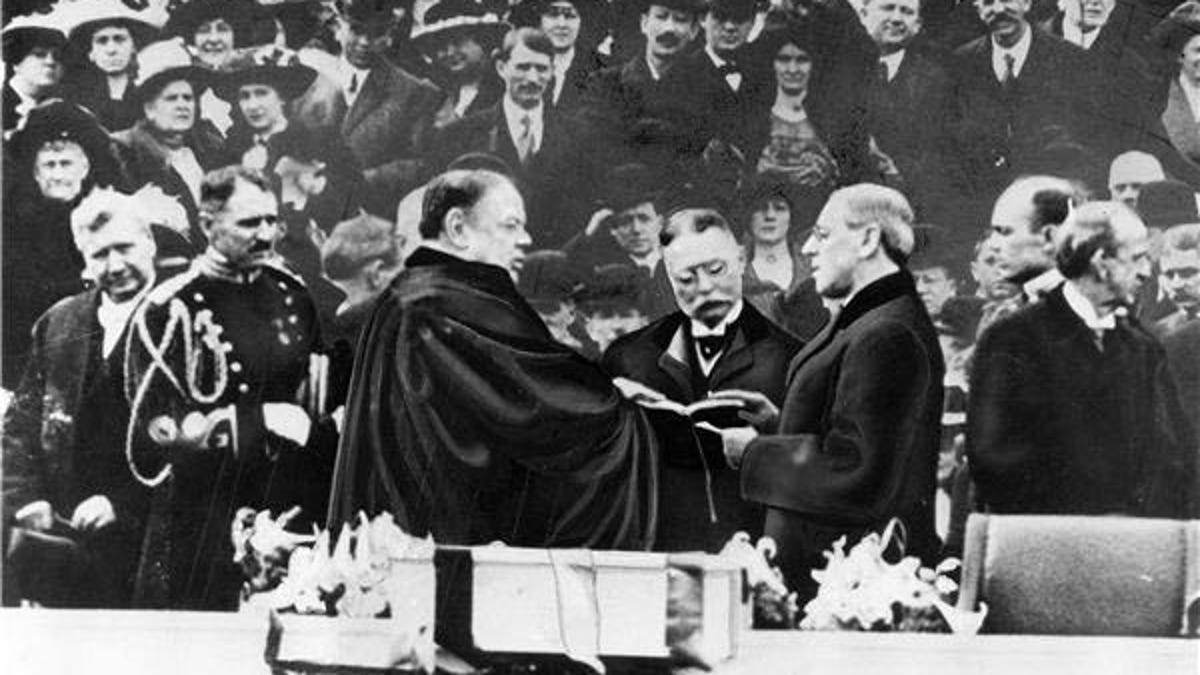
[1,609,1196,674]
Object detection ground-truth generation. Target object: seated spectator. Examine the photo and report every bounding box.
[517,249,589,351]
[60,0,160,134]
[411,0,507,130]
[1156,223,1200,335]
[1108,150,1166,213]
[574,264,651,358]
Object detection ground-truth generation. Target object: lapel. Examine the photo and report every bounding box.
[342,65,389,135]
[707,320,755,389]
[786,314,835,384]
[485,103,521,168]
[45,291,103,419]
[1163,80,1200,161]
[656,319,696,401]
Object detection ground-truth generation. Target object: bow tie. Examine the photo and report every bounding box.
[717,61,740,76]
[695,333,729,360]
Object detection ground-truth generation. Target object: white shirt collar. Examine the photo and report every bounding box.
[1179,73,1200,123]
[1061,21,1100,49]
[503,96,543,151]
[880,49,906,82]
[629,249,661,274]
[644,55,663,82]
[341,59,371,103]
[97,281,154,358]
[1062,280,1116,330]
[691,299,744,338]
[991,25,1033,82]
[1022,267,1063,301]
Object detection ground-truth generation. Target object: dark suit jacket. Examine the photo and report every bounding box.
[432,101,604,248]
[293,59,443,216]
[949,29,1089,198]
[602,303,802,551]
[552,48,609,113]
[579,55,692,170]
[1162,320,1200,431]
[2,289,149,606]
[968,286,1197,519]
[659,47,772,159]
[739,272,943,596]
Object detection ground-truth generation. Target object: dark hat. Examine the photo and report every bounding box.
[634,0,706,17]
[706,0,756,20]
[411,0,509,55]
[65,0,160,51]
[1151,0,1200,53]
[164,0,262,48]
[213,46,318,101]
[508,0,610,34]
[133,39,209,103]
[1138,179,1200,229]
[517,249,583,303]
[2,15,67,64]
[572,263,645,313]
[750,17,816,62]
[935,296,985,341]
[737,170,795,211]
[656,180,732,221]
[338,0,403,26]
[909,224,965,279]
[597,163,665,213]
[9,100,114,169]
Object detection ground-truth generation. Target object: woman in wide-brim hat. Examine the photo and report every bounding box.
[60,0,162,132]
[165,0,262,71]
[412,0,510,127]
[2,16,68,136]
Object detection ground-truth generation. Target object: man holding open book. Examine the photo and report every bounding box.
[602,205,801,552]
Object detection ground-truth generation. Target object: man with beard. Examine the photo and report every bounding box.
[602,207,801,552]
[861,0,955,223]
[949,0,1089,202]
[293,0,443,217]
[715,184,943,604]
[510,0,610,112]
[432,28,603,247]
[112,40,228,254]
[411,0,507,130]
[3,189,157,608]
[968,201,1196,518]
[327,168,660,549]
[124,166,332,609]
[581,0,701,170]
[3,101,126,389]
[61,0,160,133]
[2,17,66,137]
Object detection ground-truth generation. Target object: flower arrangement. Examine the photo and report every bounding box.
[799,520,986,634]
[718,532,799,629]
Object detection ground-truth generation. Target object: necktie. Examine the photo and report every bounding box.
[349,72,359,95]
[517,114,534,163]
[1002,54,1016,86]
[877,60,890,84]
[696,334,727,360]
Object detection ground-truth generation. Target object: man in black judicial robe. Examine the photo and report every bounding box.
[327,169,660,549]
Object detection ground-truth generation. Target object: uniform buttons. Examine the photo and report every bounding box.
[221,342,234,353]
[284,296,294,306]
[231,362,242,373]
[193,293,204,303]
[288,315,298,325]
[277,282,288,291]
[238,383,250,394]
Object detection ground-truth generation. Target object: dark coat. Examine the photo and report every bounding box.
[579,55,692,170]
[61,70,140,133]
[552,48,609,113]
[293,59,443,216]
[602,303,802,552]
[2,289,150,607]
[658,47,772,160]
[1162,320,1200,432]
[739,272,943,599]
[949,29,1089,199]
[562,232,677,322]
[431,102,605,248]
[967,286,1198,520]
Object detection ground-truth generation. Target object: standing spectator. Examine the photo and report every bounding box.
[1155,223,1200,335]
[1152,2,1200,184]
[3,189,157,608]
[602,207,801,552]
[716,184,943,602]
[2,16,66,137]
[124,166,332,609]
[949,0,1089,202]
[1039,0,1114,50]
[411,0,507,130]
[432,28,603,247]
[293,0,444,217]
[1108,150,1166,213]
[112,40,229,252]
[1126,178,1197,325]
[968,201,1196,519]
[510,0,611,112]
[60,0,160,134]
[860,0,955,223]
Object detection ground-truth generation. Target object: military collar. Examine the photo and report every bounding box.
[194,249,264,284]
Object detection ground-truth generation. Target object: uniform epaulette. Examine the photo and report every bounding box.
[144,266,202,306]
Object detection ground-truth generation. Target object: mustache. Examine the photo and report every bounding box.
[656,33,684,48]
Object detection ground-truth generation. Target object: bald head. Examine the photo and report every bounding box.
[1108,151,1165,211]
[987,175,1079,281]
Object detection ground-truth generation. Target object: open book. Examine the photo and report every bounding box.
[613,377,747,430]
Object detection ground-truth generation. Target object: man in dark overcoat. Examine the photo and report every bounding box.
[602,206,801,552]
[717,184,944,605]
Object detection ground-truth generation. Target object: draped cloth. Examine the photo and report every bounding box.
[327,248,659,550]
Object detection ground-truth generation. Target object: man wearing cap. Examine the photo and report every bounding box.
[510,0,609,111]
[563,163,677,321]
[602,206,801,552]
[3,188,158,608]
[60,0,160,133]
[294,0,443,217]
[111,40,228,255]
[124,166,333,609]
[412,0,507,129]
[580,0,700,169]
[968,201,1196,519]
[432,27,604,247]
[2,16,66,136]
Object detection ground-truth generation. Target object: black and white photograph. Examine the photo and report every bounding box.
[0,0,1197,671]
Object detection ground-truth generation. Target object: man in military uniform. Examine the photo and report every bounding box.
[124,165,333,610]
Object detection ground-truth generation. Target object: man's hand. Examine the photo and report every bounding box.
[613,377,668,405]
[720,426,759,469]
[708,389,780,431]
[585,208,615,236]
[263,402,312,446]
[71,495,116,531]
[14,500,53,531]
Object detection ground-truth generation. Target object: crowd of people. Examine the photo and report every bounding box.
[1,0,1198,620]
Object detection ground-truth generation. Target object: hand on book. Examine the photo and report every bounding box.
[708,389,780,431]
